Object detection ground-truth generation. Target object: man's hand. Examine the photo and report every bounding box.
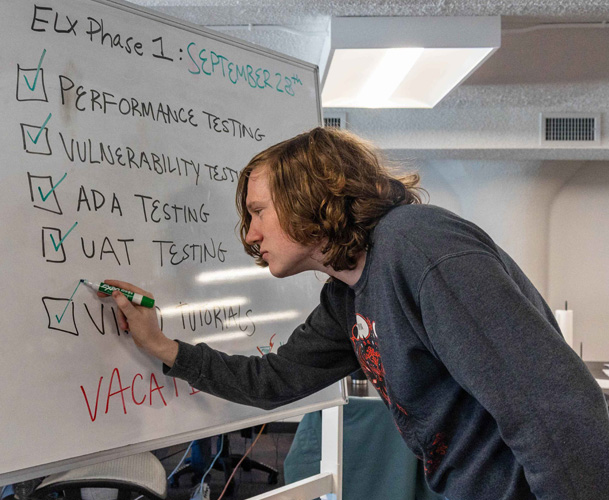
[101,279,178,367]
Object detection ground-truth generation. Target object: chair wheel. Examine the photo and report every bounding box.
[268,471,278,485]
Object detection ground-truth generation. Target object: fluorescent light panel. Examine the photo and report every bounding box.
[356,48,424,107]
[322,47,495,108]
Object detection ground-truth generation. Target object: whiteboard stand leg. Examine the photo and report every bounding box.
[320,405,343,500]
[244,404,344,500]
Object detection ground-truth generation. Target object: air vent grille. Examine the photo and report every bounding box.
[324,117,342,128]
[323,112,346,129]
[541,113,600,145]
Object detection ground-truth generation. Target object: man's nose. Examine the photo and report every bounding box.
[245,223,261,245]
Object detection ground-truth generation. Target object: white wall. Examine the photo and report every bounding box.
[548,162,609,361]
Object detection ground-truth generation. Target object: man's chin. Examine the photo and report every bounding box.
[268,267,288,278]
[268,265,298,279]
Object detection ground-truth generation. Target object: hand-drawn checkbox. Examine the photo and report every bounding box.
[21,123,52,155]
[42,297,79,336]
[42,227,67,263]
[27,172,63,215]
[16,65,48,102]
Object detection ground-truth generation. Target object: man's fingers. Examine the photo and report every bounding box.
[111,290,137,319]
[115,304,128,330]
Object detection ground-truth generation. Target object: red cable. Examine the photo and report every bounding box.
[217,423,267,500]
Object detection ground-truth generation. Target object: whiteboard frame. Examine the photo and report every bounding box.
[99,0,324,108]
[1,380,347,486]
[92,0,322,123]
[248,406,344,500]
[0,0,343,487]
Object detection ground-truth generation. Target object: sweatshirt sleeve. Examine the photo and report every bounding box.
[417,252,609,500]
[164,282,359,410]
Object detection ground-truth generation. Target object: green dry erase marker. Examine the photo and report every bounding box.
[81,279,155,308]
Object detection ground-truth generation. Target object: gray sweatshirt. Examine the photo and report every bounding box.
[166,204,609,500]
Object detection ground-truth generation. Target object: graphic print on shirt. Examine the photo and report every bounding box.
[350,313,390,404]
[351,313,449,477]
[351,313,448,476]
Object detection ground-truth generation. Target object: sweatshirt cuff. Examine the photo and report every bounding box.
[163,340,207,384]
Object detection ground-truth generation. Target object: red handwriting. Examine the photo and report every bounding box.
[80,367,201,422]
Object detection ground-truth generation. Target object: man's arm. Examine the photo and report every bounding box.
[418,253,609,500]
[109,279,359,410]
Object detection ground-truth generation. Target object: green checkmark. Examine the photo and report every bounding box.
[49,221,78,251]
[23,49,47,92]
[38,173,67,202]
[55,279,83,324]
[27,113,52,145]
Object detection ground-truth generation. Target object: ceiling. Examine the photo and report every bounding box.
[128,1,609,95]
[127,0,609,158]
[130,0,609,24]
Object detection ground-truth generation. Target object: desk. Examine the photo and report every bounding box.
[584,361,609,398]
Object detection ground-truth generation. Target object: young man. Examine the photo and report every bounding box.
[105,127,609,500]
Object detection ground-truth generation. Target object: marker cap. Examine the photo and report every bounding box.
[140,295,155,308]
[130,292,155,308]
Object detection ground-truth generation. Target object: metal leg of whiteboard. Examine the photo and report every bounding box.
[246,405,344,500]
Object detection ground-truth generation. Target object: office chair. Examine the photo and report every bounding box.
[170,428,278,493]
[31,452,167,500]
[220,427,278,485]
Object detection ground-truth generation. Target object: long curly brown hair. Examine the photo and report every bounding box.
[236,127,424,271]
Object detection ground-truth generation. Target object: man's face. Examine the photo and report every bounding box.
[245,167,319,278]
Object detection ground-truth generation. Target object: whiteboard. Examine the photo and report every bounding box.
[0,0,345,485]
